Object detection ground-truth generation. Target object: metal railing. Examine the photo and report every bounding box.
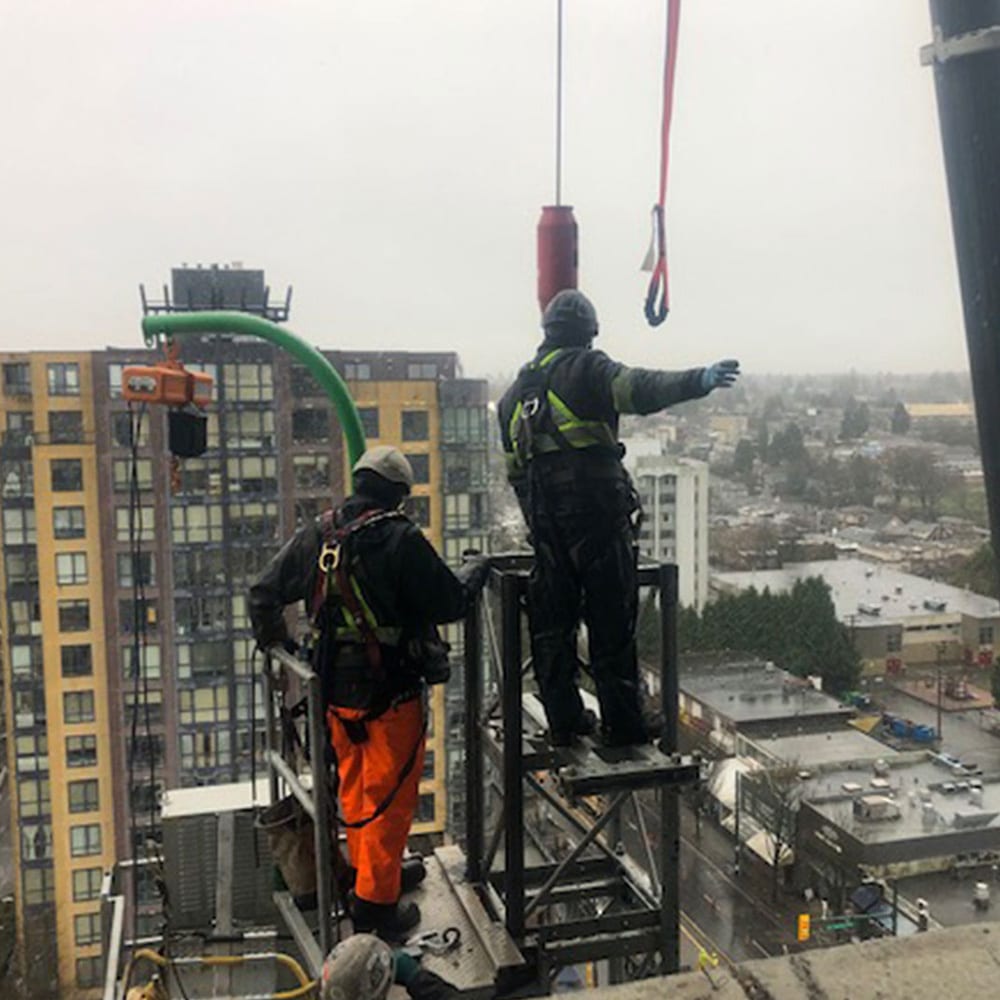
[262,644,337,969]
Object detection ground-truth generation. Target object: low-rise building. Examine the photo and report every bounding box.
[713,559,1000,675]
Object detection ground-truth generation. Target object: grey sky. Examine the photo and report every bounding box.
[0,1,966,377]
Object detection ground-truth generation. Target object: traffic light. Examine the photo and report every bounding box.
[797,913,811,942]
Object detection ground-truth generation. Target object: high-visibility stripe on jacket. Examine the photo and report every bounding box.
[507,348,618,474]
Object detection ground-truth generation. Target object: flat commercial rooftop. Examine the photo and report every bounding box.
[681,663,851,726]
[753,728,898,768]
[714,559,1000,626]
[803,754,1000,847]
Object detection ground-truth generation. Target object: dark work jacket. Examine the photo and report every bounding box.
[497,344,709,525]
[249,494,481,709]
[407,969,462,999]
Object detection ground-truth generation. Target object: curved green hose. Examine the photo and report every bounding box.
[141,311,366,465]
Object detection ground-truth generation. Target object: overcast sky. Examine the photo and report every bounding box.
[0,1,968,377]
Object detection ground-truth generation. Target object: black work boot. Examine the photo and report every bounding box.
[350,894,421,941]
[550,708,599,748]
[401,855,427,894]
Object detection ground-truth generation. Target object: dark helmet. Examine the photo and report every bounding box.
[542,289,598,346]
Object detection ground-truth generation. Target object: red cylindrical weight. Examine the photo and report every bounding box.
[537,205,578,313]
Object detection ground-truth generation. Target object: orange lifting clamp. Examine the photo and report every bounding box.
[122,341,213,486]
[122,340,213,409]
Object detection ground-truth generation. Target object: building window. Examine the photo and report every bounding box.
[170,504,224,543]
[69,779,100,814]
[291,408,329,444]
[401,410,429,442]
[53,505,86,538]
[67,735,98,769]
[64,691,95,724]
[405,454,430,484]
[226,409,275,450]
[48,410,84,443]
[47,362,80,396]
[72,867,103,902]
[120,596,158,633]
[2,458,33,498]
[417,793,436,823]
[180,730,233,770]
[228,501,278,544]
[227,455,277,494]
[358,407,379,438]
[444,493,486,531]
[76,956,102,988]
[51,458,83,491]
[441,406,487,444]
[3,508,36,545]
[22,868,55,906]
[176,596,227,635]
[74,912,102,947]
[9,598,41,637]
[117,551,155,588]
[61,644,93,677]
[70,823,102,857]
[14,733,48,774]
[407,362,438,380]
[111,411,133,447]
[113,458,153,492]
[887,631,902,653]
[345,362,372,381]
[422,749,436,781]
[126,689,163,726]
[22,823,51,861]
[59,599,91,632]
[17,777,50,818]
[128,734,164,769]
[178,685,231,725]
[177,640,228,680]
[290,364,321,397]
[223,363,273,402]
[6,550,38,586]
[3,362,31,397]
[56,551,88,585]
[122,644,162,681]
[293,454,330,491]
[115,505,155,542]
[443,451,487,490]
[980,625,995,646]
[406,495,431,528]
[10,640,42,678]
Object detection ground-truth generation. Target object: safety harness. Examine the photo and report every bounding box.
[506,347,619,478]
[311,505,427,830]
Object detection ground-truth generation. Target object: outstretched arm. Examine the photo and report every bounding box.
[611,359,740,415]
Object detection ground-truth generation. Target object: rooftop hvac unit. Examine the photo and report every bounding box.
[924,598,948,612]
[853,795,901,822]
[953,809,1000,831]
[162,787,276,929]
[858,602,883,616]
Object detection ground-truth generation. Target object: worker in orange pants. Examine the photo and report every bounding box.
[329,699,425,910]
[251,446,490,939]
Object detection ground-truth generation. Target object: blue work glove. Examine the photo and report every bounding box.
[392,949,422,987]
[700,359,740,393]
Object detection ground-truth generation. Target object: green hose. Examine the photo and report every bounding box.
[141,311,366,465]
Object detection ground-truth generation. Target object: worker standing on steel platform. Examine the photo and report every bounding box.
[498,290,739,746]
[250,446,490,939]
[321,935,461,999]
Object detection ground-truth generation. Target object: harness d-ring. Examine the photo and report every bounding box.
[318,543,341,573]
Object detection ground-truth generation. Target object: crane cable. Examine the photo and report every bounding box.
[644,0,681,327]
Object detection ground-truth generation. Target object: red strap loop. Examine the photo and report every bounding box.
[645,0,681,328]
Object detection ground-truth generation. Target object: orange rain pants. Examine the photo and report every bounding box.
[328,697,426,904]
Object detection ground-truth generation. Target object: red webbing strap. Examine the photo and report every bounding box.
[645,0,681,328]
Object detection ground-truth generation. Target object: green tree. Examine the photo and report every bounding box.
[890,402,911,435]
[947,544,1000,599]
[681,578,860,693]
[840,397,870,440]
[733,439,755,479]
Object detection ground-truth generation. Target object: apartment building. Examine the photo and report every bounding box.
[625,452,710,612]
[0,265,489,997]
